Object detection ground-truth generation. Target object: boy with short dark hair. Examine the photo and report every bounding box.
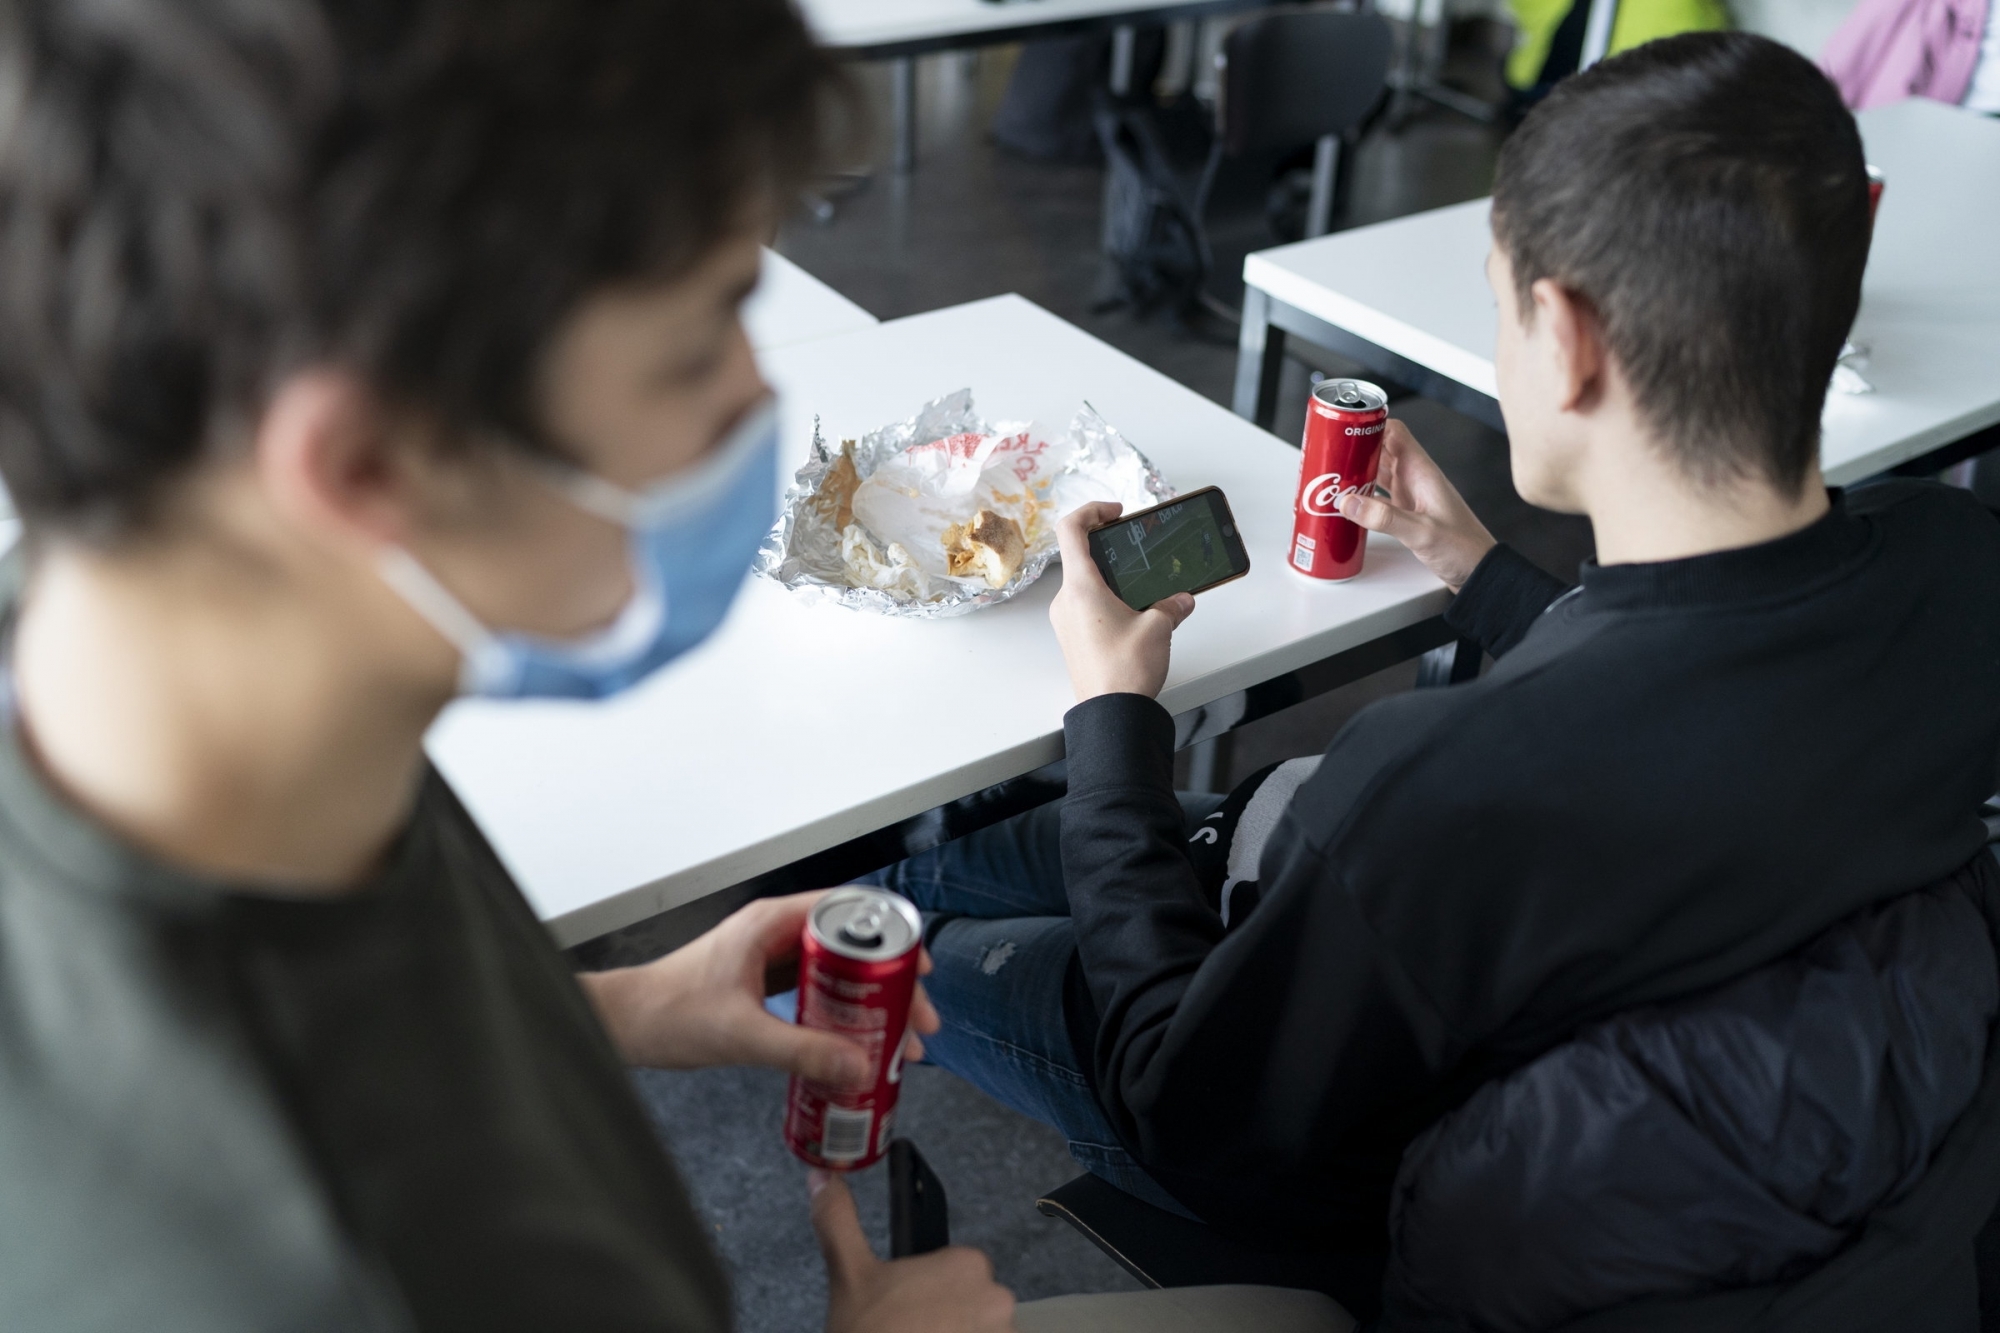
[879,32,2000,1326]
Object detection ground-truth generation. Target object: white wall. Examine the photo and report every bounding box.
[1730,0,1857,57]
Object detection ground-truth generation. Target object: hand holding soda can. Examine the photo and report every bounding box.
[1290,378,1389,582]
[784,887,924,1171]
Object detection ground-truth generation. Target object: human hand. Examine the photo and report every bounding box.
[582,891,939,1086]
[812,1171,1016,1333]
[1334,420,1496,592]
[1049,501,1196,702]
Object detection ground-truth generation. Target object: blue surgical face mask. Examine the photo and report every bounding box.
[378,398,779,700]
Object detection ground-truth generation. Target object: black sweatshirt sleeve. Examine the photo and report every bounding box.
[1059,692,1463,1247]
[1443,543,1571,658]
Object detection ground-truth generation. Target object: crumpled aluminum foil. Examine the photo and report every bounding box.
[1831,339,1874,395]
[755,388,1172,617]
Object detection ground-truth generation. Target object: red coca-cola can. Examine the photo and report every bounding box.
[1865,164,1884,220]
[1290,378,1388,581]
[784,886,923,1171]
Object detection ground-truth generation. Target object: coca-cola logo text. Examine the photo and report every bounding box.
[1300,471,1356,518]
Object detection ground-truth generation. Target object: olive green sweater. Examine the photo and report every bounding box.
[0,613,729,1331]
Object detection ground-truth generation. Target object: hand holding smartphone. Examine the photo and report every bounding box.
[1085,487,1250,611]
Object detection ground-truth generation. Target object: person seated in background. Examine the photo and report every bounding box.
[1820,0,2000,116]
[870,32,2000,1328]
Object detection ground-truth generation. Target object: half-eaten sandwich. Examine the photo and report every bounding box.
[942,509,1026,589]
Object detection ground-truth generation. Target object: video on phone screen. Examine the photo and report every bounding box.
[1098,498,1231,609]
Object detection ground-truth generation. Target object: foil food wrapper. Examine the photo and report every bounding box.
[755,389,1172,617]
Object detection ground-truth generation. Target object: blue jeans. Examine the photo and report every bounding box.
[858,793,1224,1218]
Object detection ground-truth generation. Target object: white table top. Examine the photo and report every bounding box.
[428,295,1449,945]
[1244,196,1500,402]
[799,0,1231,51]
[743,250,877,353]
[1242,99,2000,485]
[1821,100,2000,481]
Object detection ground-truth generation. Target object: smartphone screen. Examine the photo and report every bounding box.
[1086,487,1251,611]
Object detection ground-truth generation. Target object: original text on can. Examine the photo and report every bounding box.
[783,887,923,1170]
[1290,378,1389,581]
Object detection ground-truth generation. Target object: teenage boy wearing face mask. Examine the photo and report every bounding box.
[0,3,1015,1330]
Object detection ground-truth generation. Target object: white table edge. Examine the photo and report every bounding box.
[1242,251,1500,401]
[545,731,1065,947]
[1822,401,2000,486]
[808,0,1263,53]
[541,580,1451,947]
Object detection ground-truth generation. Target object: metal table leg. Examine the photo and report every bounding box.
[1109,24,1137,97]
[1185,734,1235,793]
[1304,134,1340,239]
[892,56,917,174]
[1415,637,1482,687]
[1233,287,1289,429]
[1579,0,1620,69]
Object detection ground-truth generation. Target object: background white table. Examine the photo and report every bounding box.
[429,295,1449,950]
[799,0,1267,172]
[744,250,878,353]
[1234,98,2000,485]
[802,0,1255,53]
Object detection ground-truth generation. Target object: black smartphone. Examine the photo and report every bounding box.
[1085,486,1251,612]
[888,1139,950,1258]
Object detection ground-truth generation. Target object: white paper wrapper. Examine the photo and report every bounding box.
[755,389,1172,617]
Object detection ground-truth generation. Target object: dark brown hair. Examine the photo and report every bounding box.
[0,0,846,539]
[1492,32,1870,494]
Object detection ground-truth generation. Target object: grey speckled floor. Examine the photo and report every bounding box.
[640,28,1601,1332]
[635,1063,1143,1332]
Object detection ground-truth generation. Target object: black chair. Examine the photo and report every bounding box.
[1034,1173,1366,1302]
[1193,9,1394,254]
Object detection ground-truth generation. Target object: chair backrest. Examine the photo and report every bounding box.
[1035,1171,1361,1299]
[1216,11,1393,159]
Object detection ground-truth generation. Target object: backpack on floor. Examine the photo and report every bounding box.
[1093,101,1208,319]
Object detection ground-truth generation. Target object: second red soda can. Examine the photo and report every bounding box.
[1290,378,1389,582]
[783,886,923,1171]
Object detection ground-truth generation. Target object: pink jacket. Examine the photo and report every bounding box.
[1821,0,1988,108]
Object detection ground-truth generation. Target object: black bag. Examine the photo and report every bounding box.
[992,36,1109,163]
[991,29,1167,164]
[1092,100,1208,319]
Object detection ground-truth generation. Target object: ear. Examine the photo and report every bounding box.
[253,369,416,552]
[1529,278,1606,415]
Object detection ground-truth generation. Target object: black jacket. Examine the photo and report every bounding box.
[1056,483,2000,1318]
[1386,850,2000,1331]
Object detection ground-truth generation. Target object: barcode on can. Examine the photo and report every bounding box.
[1292,538,1315,571]
[820,1107,873,1163]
